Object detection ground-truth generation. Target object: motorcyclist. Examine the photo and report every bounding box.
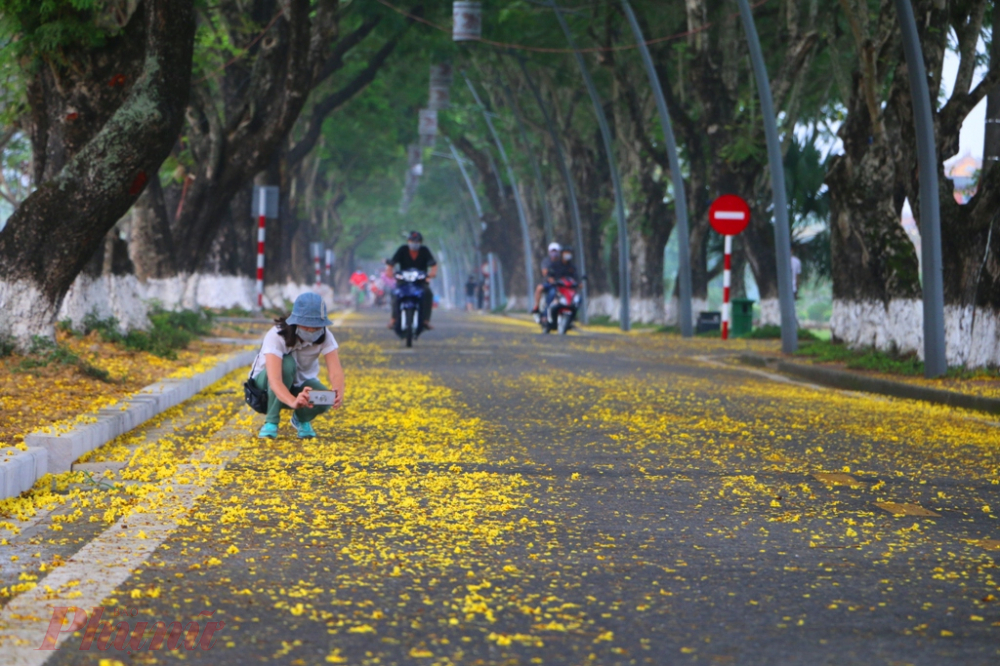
[386,231,437,330]
[532,242,563,316]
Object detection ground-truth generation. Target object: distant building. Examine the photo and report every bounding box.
[899,154,982,259]
[946,154,981,204]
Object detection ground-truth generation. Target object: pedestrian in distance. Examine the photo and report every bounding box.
[465,274,478,312]
[791,251,802,300]
[250,292,345,439]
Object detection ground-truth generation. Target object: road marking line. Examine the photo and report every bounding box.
[0,422,243,664]
[874,502,940,517]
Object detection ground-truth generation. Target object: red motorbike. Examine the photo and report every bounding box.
[538,277,582,335]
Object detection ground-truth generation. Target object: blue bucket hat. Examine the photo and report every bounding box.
[286,292,332,327]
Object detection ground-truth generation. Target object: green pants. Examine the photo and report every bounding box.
[254,354,330,425]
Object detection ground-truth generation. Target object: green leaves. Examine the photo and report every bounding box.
[0,0,108,62]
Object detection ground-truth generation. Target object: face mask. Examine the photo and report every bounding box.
[408,242,421,252]
[296,327,323,343]
[562,253,572,261]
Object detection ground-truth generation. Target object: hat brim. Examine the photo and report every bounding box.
[286,314,332,327]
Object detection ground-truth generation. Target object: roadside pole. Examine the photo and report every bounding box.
[252,185,278,310]
[514,54,589,323]
[497,75,555,244]
[447,138,486,274]
[463,73,535,310]
[325,249,333,282]
[311,242,322,290]
[893,0,947,377]
[709,195,751,341]
[549,0,630,331]
[735,0,797,353]
[620,0,693,337]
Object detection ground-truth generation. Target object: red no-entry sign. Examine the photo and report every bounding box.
[708,194,750,236]
[708,194,750,342]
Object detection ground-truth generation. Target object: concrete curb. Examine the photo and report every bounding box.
[0,447,48,500]
[738,353,1000,416]
[0,349,256,501]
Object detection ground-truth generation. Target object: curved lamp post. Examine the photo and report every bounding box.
[735,0,797,353]
[548,0,631,331]
[621,0,693,337]
[893,0,946,377]
[497,76,555,245]
[463,73,535,310]
[514,54,589,324]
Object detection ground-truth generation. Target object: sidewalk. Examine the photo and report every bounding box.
[737,351,1000,416]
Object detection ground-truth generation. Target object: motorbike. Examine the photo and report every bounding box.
[393,269,427,347]
[538,277,582,335]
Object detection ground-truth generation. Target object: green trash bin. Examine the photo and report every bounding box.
[731,298,755,337]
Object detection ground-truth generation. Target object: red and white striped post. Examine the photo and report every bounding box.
[256,190,266,309]
[324,249,333,280]
[708,194,750,341]
[722,234,733,340]
[253,186,278,310]
[311,243,322,289]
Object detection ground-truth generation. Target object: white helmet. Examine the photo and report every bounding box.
[547,242,561,252]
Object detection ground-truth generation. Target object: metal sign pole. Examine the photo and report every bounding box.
[549,0,630,331]
[893,0,947,377]
[515,54,589,323]
[735,0,797,353]
[463,73,536,311]
[621,0,693,337]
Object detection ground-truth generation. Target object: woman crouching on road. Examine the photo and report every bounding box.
[250,293,345,439]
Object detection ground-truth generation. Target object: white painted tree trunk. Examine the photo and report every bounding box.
[0,279,59,348]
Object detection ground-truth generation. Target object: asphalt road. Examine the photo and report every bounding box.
[5,310,1000,666]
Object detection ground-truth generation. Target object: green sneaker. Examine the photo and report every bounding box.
[258,422,279,439]
[291,415,316,439]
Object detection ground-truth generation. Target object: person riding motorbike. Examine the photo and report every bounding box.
[532,242,563,316]
[386,231,437,330]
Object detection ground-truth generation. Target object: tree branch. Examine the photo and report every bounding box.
[289,29,403,168]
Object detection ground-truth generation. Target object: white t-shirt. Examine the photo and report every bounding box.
[250,326,339,386]
[790,256,802,292]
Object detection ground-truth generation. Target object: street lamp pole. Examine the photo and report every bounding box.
[735,0,797,353]
[893,0,947,377]
[620,0,693,338]
[548,0,631,331]
[463,72,536,310]
[514,54,589,323]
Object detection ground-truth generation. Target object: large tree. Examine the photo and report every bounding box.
[128,0,418,287]
[0,0,195,345]
[827,0,1000,367]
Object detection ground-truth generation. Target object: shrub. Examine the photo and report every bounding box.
[746,325,818,341]
[17,336,111,381]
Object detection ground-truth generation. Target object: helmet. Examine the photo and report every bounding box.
[408,231,423,243]
[547,242,561,252]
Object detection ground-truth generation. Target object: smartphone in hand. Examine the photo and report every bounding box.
[308,390,338,406]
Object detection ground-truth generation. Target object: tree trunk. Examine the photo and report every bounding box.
[130,177,176,280]
[0,0,195,346]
